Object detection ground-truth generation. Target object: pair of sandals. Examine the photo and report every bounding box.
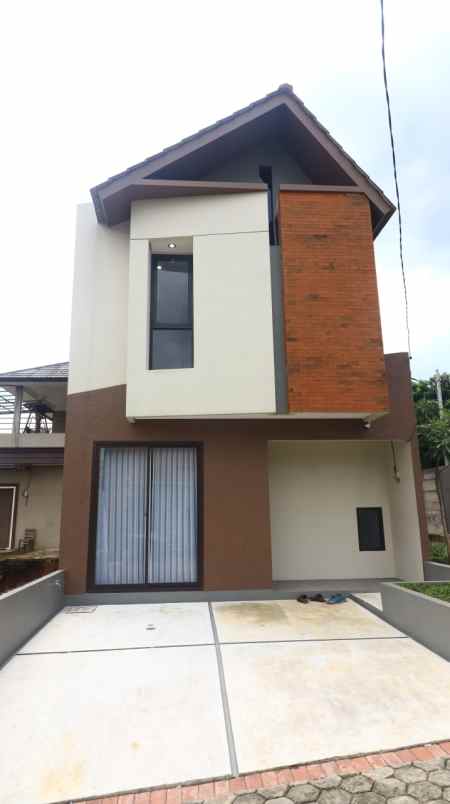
[297,592,347,605]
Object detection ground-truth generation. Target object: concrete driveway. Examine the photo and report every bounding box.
[2,599,450,803]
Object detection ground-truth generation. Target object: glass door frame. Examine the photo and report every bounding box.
[87,441,203,592]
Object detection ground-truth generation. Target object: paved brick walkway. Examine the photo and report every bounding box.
[76,741,450,804]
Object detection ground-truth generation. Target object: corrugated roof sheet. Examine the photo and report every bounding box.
[0,362,69,381]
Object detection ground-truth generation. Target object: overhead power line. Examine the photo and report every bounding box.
[380,0,412,358]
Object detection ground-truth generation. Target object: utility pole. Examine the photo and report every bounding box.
[434,369,448,466]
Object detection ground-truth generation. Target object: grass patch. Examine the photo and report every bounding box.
[431,541,449,564]
[400,582,450,602]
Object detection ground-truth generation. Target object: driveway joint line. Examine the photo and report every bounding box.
[16,634,408,657]
[16,643,215,656]
[208,601,239,777]
[220,635,408,645]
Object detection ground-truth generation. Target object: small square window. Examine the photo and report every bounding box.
[357,507,385,551]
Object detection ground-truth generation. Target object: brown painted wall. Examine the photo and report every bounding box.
[278,190,389,415]
[60,354,427,593]
[60,391,273,594]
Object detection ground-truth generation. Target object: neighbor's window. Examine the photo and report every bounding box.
[357,507,385,551]
[150,255,193,370]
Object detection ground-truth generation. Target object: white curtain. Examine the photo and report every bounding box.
[149,447,197,584]
[95,446,148,585]
[95,446,197,586]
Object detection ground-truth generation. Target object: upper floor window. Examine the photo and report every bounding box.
[150,255,193,370]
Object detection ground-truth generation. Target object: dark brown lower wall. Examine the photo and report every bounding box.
[60,390,273,594]
[61,353,427,593]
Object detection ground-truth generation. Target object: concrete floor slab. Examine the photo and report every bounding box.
[221,637,450,773]
[353,592,383,610]
[19,602,213,653]
[0,646,229,804]
[212,599,400,643]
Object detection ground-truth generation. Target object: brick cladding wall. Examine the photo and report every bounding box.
[279,190,389,414]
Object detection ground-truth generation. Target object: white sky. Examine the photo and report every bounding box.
[0,0,448,380]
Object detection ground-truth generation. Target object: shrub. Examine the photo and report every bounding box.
[431,541,449,564]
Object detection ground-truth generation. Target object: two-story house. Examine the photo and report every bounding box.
[61,84,427,597]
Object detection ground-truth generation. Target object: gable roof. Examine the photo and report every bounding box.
[91,84,395,236]
[0,362,69,383]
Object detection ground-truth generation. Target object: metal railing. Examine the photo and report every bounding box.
[0,389,55,434]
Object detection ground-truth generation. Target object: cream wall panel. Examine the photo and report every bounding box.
[68,204,129,395]
[126,193,275,417]
[0,467,63,551]
[388,442,424,581]
[269,441,397,580]
[130,192,267,240]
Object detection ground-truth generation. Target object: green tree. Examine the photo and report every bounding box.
[413,374,450,467]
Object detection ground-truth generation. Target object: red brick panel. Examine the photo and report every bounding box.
[279,190,389,415]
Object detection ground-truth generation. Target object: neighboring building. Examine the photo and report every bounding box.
[0,362,67,554]
[61,84,427,596]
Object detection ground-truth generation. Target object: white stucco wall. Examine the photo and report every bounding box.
[269,441,405,581]
[68,203,129,395]
[0,467,63,551]
[126,193,276,417]
[388,442,424,581]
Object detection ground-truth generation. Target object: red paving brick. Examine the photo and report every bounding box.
[336,759,360,775]
[291,766,309,783]
[166,787,182,804]
[427,743,448,758]
[229,777,247,794]
[151,790,168,804]
[197,783,215,800]
[84,741,450,803]
[261,771,279,787]
[380,752,403,767]
[410,745,434,762]
[305,764,324,780]
[320,762,338,776]
[134,794,152,804]
[395,748,416,764]
[214,779,230,797]
[181,786,199,802]
[365,753,387,767]
[276,768,294,784]
[243,773,264,789]
[351,757,372,772]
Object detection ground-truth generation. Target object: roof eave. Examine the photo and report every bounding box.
[90,86,395,233]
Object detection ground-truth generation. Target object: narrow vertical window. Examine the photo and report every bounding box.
[150,255,193,369]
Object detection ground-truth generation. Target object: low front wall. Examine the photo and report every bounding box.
[424,561,450,581]
[0,570,64,666]
[381,581,450,662]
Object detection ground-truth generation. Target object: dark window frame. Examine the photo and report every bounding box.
[87,441,203,593]
[356,506,386,552]
[0,483,19,551]
[149,253,193,370]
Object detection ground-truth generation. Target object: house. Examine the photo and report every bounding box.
[60,84,427,596]
[0,362,67,560]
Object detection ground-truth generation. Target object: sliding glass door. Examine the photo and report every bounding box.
[94,445,199,588]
